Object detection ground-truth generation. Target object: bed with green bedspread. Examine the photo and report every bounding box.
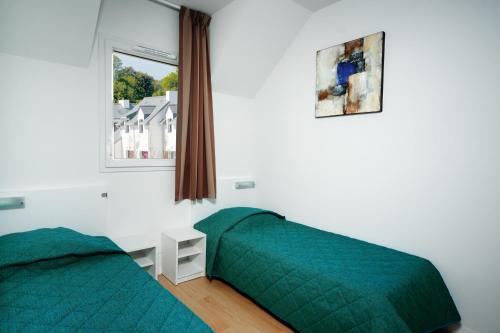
[195,207,460,333]
[0,227,213,333]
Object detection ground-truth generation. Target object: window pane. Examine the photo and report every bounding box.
[112,52,178,160]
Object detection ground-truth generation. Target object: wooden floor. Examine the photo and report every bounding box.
[159,276,458,333]
[159,276,293,333]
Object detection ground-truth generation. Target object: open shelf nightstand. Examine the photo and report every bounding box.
[161,228,206,285]
[111,233,159,280]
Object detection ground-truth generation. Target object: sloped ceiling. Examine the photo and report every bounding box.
[0,0,101,67]
[170,0,234,14]
[210,0,311,98]
[290,0,342,11]
[169,0,343,16]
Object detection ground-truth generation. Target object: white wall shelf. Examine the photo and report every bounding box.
[161,228,206,285]
[112,233,159,280]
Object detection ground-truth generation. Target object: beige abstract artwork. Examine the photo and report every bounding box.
[315,32,385,117]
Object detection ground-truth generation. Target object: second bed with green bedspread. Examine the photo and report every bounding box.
[195,207,460,333]
[0,227,213,333]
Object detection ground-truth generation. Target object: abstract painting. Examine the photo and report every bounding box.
[315,32,385,117]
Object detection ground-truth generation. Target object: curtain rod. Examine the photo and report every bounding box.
[149,0,181,11]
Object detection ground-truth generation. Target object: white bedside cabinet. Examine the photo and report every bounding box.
[112,233,159,280]
[161,228,206,285]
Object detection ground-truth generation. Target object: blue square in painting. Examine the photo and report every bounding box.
[337,62,357,85]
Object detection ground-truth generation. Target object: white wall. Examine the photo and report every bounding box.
[0,0,257,237]
[252,1,500,332]
[194,0,314,220]
[212,93,256,178]
[191,93,259,222]
[0,0,189,238]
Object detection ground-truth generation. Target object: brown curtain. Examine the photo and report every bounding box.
[175,6,216,201]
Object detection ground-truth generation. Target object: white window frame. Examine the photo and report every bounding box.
[98,34,178,172]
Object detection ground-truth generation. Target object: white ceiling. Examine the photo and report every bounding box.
[170,0,342,14]
[290,0,342,11]
[210,0,310,97]
[0,0,102,67]
[170,0,234,14]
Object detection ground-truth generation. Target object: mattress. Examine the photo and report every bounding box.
[0,227,213,333]
[195,207,461,333]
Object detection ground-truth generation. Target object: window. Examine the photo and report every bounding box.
[100,35,178,171]
[167,119,173,133]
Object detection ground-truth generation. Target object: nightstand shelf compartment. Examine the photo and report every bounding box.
[178,259,203,279]
[112,233,159,280]
[133,256,155,268]
[178,238,204,258]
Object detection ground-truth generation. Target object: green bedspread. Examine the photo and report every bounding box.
[195,207,461,333]
[0,228,212,333]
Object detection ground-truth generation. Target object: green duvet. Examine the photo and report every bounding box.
[0,227,212,333]
[195,207,460,333]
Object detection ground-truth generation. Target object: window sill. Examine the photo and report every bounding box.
[100,160,176,173]
[100,166,175,173]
